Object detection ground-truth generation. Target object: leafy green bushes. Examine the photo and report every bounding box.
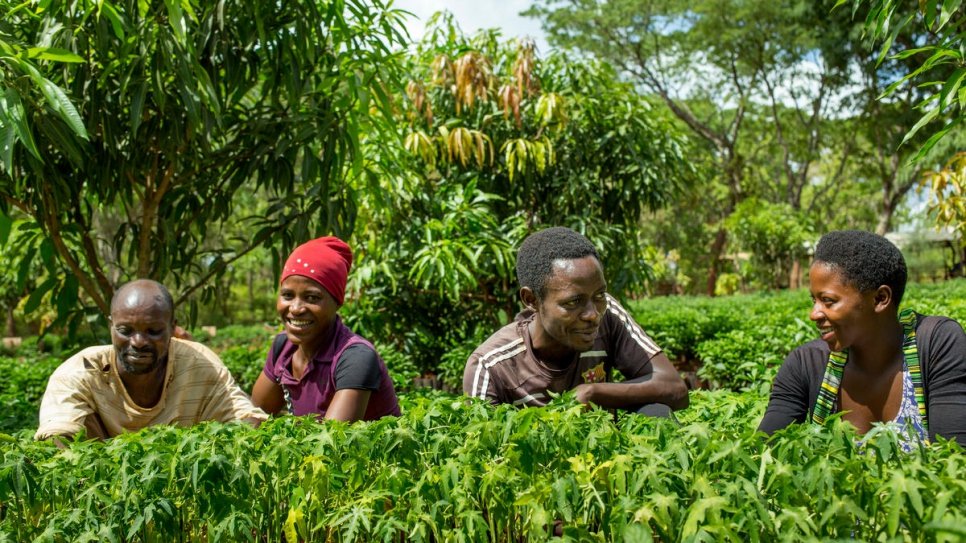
[630,279,966,392]
[0,355,61,434]
[2,391,964,541]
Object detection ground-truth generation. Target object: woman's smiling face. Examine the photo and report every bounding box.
[808,262,879,352]
[277,275,339,352]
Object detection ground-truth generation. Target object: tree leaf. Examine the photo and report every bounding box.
[27,47,85,63]
[2,88,42,160]
[23,277,57,315]
[0,209,11,246]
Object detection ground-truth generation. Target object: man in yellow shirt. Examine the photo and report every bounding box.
[35,279,266,441]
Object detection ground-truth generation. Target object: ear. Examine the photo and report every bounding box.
[519,287,538,311]
[872,285,894,313]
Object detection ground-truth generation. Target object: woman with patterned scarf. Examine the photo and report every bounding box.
[759,230,966,449]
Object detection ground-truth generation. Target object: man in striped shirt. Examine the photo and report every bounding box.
[463,227,688,414]
[35,279,266,442]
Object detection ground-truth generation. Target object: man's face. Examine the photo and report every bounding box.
[111,293,173,376]
[528,255,607,359]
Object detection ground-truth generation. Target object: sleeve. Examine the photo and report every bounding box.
[34,362,96,440]
[197,348,268,424]
[923,318,966,446]
[463,352,500,404]
[334,345,382,391]
[758,348,813,434]
[604,295,662,380]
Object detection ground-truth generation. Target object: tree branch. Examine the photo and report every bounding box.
[39,185,110,314]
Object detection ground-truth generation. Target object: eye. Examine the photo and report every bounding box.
[305,295,321,303]
[115,326,131,336]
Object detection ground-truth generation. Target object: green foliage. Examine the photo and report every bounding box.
[841,0,966,160]
[2,391,965,541]
[631,278,966,391]
[0,354,60,434]
[725,198,813,289]
[527,0,948,292]
[0,0,408,330]
[350,18,693,376]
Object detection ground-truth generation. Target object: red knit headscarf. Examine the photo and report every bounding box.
[280,236,353,305]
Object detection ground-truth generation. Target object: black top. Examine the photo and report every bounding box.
[759,313,966,446]
[334,344,383,391]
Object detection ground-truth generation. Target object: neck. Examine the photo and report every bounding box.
[298,319,339,362]
[848,316,904,373]
[119,357,168,408]
[528,320,574,368]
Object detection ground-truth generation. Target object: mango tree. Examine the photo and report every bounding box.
[347,15,693,384]
[0,0,407,331]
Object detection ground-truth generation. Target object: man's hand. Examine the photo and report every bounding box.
[574,383,594,404]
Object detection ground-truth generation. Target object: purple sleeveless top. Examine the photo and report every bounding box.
[262,316,401,420]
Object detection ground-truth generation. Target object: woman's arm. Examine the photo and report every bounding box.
[325,344,382,422]
[758,348,813,434]
[324,389,373,421]
[251,373,286,415]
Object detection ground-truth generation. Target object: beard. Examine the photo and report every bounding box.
[118,349,163,375]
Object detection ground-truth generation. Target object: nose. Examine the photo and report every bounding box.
[809,301,823,322]
[581,299,602,322]
[130,331,149,348]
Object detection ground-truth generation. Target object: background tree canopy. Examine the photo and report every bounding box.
[525,0,963,294]
[343,15,694,385]
[0,0,962,382]
[0,0,407,332]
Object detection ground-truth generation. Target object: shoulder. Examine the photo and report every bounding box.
[169,338,228,373]
[779,339,829,379]
[601,294,661,353]
[338,342,378,365]
[468,321,527,369]
[50,345,114,380]
[916,313,965,338]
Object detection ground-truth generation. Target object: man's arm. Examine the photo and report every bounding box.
[463,353,502,405]
[587,296,689,411]
[35,359,100,441]
[574,352,689,410]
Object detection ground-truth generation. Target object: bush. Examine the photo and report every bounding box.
[630,279,966,391]
[3,391,965,541]
[0,354,62,434]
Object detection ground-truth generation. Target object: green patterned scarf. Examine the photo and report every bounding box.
[810,308,927,434]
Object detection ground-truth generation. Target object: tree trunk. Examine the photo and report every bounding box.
[789,259,802,290]
[875,205,893,236]
[4,305,14,337]
[706,227,728,296]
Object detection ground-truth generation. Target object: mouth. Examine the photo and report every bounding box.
[286,318,314,330]
[817,325,834,342]
[122,351,155,364]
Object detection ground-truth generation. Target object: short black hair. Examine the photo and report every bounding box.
[516,227,600,298]
[813,230,907,306]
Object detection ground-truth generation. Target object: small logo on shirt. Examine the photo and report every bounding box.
[583,363,606,383]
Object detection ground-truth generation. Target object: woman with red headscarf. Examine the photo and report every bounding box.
[251,236,400,421]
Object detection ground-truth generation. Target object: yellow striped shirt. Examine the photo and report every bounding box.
[35,338,266,440]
